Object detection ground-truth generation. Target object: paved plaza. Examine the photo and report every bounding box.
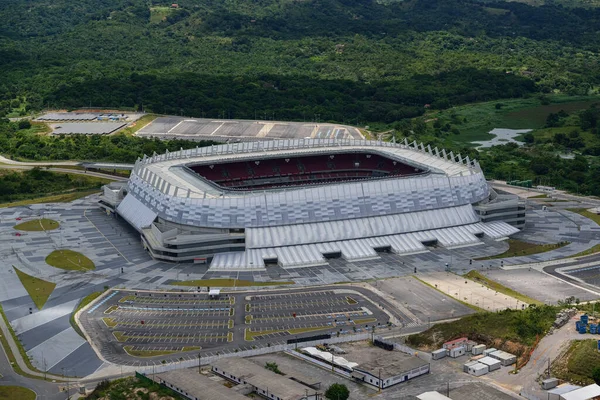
[1,195,600,377]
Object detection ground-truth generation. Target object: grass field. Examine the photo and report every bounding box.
[464,270,543,305]
[149,7,174,23]
[552,339,600,385]
[0,189,101,208]
[475,239,569,260]
[427,95,600,144]
[170,278,294,287]
[13,218,60,231]
[0,386,36,400]
[13,266,56,310]
[72,291,104,337]
[121,114,159,136]
[45,249,95,271]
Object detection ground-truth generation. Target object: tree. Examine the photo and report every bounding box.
[265,362,283,375]
[17,119,31,130]
[592,366,600,385]
[325,383,349,400]
[523,133,535,144]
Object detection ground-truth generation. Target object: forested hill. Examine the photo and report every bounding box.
[1,0,600,123]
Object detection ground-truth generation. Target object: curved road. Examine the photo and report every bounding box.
[0,164,128,182]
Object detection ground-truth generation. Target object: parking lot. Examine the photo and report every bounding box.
[80,287,394,364]
[245,290,386,340]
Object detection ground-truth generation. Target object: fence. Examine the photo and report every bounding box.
[133,332,370,376]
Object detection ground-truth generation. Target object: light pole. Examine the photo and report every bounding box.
[62,368,69,399]
[198,353,202,373]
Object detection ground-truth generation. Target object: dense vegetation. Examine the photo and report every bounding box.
[0,121,215,162]
[87,377,185,400]
[407,305,558,348]
[0,168,109,203]
[1,0,600,196]
[2,0,600,122]
[393,99,600,195]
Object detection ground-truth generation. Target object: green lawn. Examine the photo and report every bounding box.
[123,346,200,358]
[149,6,174,23]
[475,239,569,260]
[553,340,600,385]
[71,291,105,337]
[464,270,543,305]
[169,278,294,287]
[121,114,159,136]
[13,267,56,310]
[13,218,60,232]
[0,386,36,400]
[45,249,95,271]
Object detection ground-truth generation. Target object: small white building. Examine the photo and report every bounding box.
[489,350,516,366]
[478,356,501,371]
[472,344,486,355]
[352,356,430,389]
[208,289,221,298]
[467,363,488,377]
[560,384,600,400]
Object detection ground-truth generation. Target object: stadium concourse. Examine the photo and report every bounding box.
[100,139,522,270]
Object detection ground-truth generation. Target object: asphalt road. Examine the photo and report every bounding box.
[0,164,128,182]
[0,338,65,400]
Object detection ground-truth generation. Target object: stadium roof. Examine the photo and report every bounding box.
[137,139,479,199]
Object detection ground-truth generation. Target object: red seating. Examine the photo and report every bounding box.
[189,153,423,190]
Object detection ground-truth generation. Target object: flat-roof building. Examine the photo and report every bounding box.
[478,356,501,371]
[489,350,516,366]
[560,384,600,400]
[212,357,316,400]
[352,356,430,389]
[152,369,248,400]
[548,385,582,400]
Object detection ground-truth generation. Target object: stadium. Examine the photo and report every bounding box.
[100,139,523,269]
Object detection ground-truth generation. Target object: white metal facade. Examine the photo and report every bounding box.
[116,139,519,269]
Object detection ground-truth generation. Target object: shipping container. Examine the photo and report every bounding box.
[542,378,558,390]
[467,363,488,377]
[449,346,466,358]
[472,344,486,355]
[463,360,479,373]
[478,356,501,372]
[483,348,497,356]
[432,349,447,360]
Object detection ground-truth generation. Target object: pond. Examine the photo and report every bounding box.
[473,128,532,149]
